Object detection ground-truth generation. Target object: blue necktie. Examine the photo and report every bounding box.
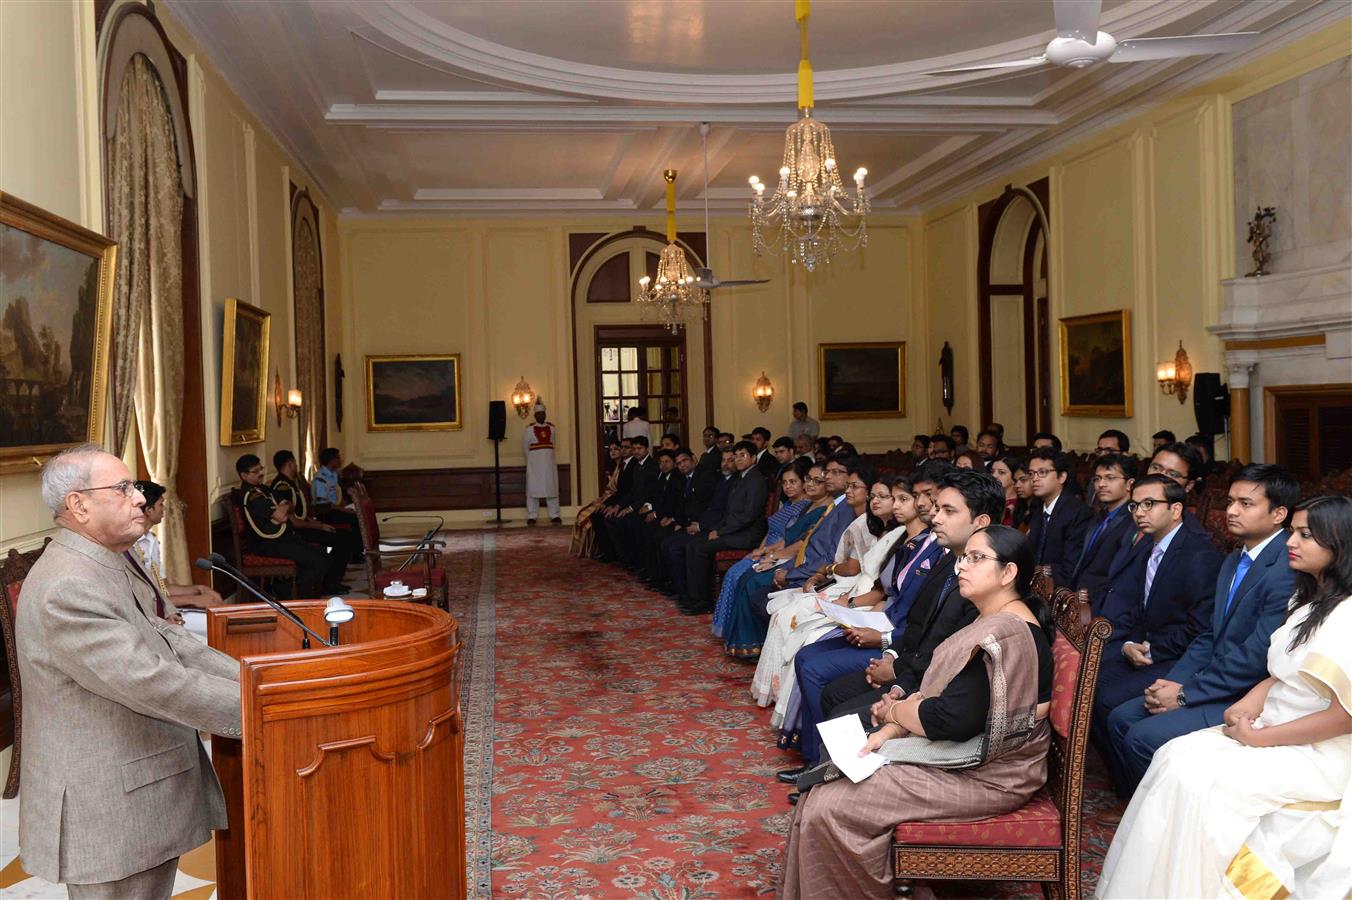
[1224,553,1253,616]
[1036,511,1051,562]
[1083,508,1117,557]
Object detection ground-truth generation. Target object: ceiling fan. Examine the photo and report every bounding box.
[693,122,770,291]
[923,0,1260,75]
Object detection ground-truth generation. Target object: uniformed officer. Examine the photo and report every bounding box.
[235,454,348,598]
[270,450,362,564]
[524,400,562,525]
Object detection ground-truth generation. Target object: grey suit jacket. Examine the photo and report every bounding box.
[17,529,243,883]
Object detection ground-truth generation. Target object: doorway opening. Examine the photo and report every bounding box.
[594,325,687,486]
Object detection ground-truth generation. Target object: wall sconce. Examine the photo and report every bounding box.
[753,371,775,413]
[510,376,536,418]
[1157,341,1193,404]
[279,388,303,419]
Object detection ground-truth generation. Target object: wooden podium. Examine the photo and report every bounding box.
[207,600,465,900]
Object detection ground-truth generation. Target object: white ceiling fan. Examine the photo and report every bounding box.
[693,122,770,291]
[923,0,1260,75]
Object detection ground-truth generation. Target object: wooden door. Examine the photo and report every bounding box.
[594,325,688,485]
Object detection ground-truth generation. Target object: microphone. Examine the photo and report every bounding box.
[196,555,331,649]
[377,515,445,572]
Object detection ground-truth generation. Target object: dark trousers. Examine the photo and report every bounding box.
[661,531,699,598]
[298,523,362,568]
[1089,651,1174,760]
[315,508,363,561]
[1102,693,1224,799]
[793,636,880,766]
[610,513,649,568]
[643,521,681,582]
[251,534,347,598]
[684,533,761,608]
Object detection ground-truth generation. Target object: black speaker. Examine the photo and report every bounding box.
[488,400,507,441]
[1193,372,1229,436]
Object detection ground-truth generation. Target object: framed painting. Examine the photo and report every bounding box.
[1060,309,1132,417]
[220,297,271,445]
[366,354,462,431]
[817,342,906,420]
[0,192,116,474]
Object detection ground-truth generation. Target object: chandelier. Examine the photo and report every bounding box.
[748,0,868,272]
[637,169,709,333]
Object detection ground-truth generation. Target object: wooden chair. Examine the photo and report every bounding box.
[892,586,1112,900]
[352,493,447,609]
[0,540,51,799]
[225,489,297,596]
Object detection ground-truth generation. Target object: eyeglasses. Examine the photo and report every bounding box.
[806,475,826,484]
[845,481,868,491]
[245,465,265,475]
[954,550,999,568]
[1027,467,1057,479]
[824,467,847,476]
[1147,462,1187,482]
[1126,498,1174,514]
[74,479,142,500]
[1091,474,1125,485]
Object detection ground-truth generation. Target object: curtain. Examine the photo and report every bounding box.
[109,55,190,583]
[293,208,325,476]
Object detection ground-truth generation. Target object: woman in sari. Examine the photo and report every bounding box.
[719,464,832,656]
[711,458,812,639]
[572,440,623,556]
[1097,495,1352,899]
[990,454,1020,527]
[782,525,1054,899]
[751,476,900,704]
[1009,456,1034,532]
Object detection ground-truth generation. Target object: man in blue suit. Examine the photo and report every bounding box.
[1071,454,1137,609]
[1025,448,1094,585]
[1090,474,1222,751]
[1101,464,1299,808]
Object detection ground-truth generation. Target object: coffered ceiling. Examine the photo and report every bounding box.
[163,0,1345,216]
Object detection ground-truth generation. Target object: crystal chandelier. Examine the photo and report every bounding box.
[748,0,868,272]
[637,169,709,333]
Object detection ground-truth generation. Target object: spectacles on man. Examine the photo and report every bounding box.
[1147,461,1188,482]
[1126,497,1173,514]
[1091,473,1125,485]
[1027,467,1056,479]
[954,550,999,569]
[74,480,142,500]
[824,466,847,476]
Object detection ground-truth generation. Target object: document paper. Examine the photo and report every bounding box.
[816,714,887,783]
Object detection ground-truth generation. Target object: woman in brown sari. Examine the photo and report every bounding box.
[571,440,624,557]
[781,524,1053,899]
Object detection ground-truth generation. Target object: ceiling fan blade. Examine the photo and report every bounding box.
[1053,0,1101,41]
[922,56,1048,75]
[1111,32,1259,62]
[711,279,771,288]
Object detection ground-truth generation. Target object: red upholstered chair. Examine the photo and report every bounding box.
[892,587,1112,900]
[0,540,51,799]
[226,489,297,595]
[352,494,447,609]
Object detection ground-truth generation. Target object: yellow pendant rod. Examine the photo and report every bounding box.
[664,169,677,243]
[796,0,813,111]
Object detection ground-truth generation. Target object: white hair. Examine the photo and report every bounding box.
[40,442,110,515]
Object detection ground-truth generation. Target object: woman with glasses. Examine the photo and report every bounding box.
[712,457,814,639]
[752,476,905,705]
[782,525,1054,899]
[1098,495,1352,899]
[717,463,834,654]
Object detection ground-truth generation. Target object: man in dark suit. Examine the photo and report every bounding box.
[1090,474,1222,752]
[1073,454,1138,610]
[659,450,733,600]
[598,435,657,562]
[1101,464,1299,806]
[637,448,689,583]
[614,448,678,570]
[695,426,722,479]
[750,427,780,481]
[1025,447,1093,583]
[682,441,770,614]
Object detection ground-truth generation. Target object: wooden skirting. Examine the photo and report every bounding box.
[361,465,572,511]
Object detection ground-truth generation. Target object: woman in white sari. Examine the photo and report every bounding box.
[752,476,917,710]
[1098,494,1352,899]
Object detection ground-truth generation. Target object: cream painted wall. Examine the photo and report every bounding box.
[0,0,100,552]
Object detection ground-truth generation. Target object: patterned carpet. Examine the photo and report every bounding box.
[464,529,1122,899]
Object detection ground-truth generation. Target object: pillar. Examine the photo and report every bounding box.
[1225,354,1258,463]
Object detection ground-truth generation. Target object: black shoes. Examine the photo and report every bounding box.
[551,517,562,525]
[526,519,537,526]
[787,791,800,806]
[776,766,807,784]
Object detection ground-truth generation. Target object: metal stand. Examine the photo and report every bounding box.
[490,436,505,525]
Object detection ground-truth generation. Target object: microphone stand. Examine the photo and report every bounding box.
[196,556,331,649]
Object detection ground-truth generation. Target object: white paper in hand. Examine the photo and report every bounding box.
[814,599,893,631]
[816,714,886,783]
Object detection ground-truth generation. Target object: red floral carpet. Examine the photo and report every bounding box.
[456,530,1119,898]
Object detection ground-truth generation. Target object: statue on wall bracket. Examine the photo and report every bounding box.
[1245,206,1276,277]
[939,341,955,415]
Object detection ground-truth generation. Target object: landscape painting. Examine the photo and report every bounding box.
[1060,309,1132,417]
[366,354,462,431]
[220,297,271,445]
[818,342,906,419]
[0,193,115,473]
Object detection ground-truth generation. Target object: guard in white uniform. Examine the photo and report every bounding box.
[524,400,561,524]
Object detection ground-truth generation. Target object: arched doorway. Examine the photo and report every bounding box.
[978,182,1051,446]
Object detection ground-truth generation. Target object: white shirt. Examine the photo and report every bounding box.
[1242,528,1284,563]
[1040,491,1062,519]
[1152,521,1183,558]
[134,530,162,574]
[622,419,651,440]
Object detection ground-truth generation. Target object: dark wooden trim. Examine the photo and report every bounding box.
[988,283,1024,293]
[1021,217,1042,440]
[360,465,573,512]
[290,187,328,452]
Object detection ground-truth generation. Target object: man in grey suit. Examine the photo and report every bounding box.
[17,444,243,898]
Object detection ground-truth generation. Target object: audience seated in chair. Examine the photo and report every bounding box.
[308,447,362,535]
[572,439,623,557]
[1098,494,1351,898]
[595,436,657,561]
[658,449,734,602]
[1100,464,1299,805]
[1071,454,1138,608]
[1025,448,1094,584]
[1095,428,1131,457]
[270,450,362,566]
[132,480,224,615]
[235,453,349,598]
[681,441,771,616]
[926,434,955,461]
[780,524,1055,899]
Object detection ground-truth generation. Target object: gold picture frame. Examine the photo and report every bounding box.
[366,354,462,432]
[817,341,907,420]
[1059,309,1132,418]
[0,192,116,474]
[220,297,271,445]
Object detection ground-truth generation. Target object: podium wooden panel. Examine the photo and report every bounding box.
[208,600,465,899]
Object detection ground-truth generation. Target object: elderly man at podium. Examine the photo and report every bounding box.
[17,443,243,899]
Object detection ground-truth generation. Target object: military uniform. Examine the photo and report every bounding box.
[240,484,347,598]
[270,473,362,564]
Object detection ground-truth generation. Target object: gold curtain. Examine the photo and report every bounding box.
[293,210,325,476]
[108,54,190,582]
